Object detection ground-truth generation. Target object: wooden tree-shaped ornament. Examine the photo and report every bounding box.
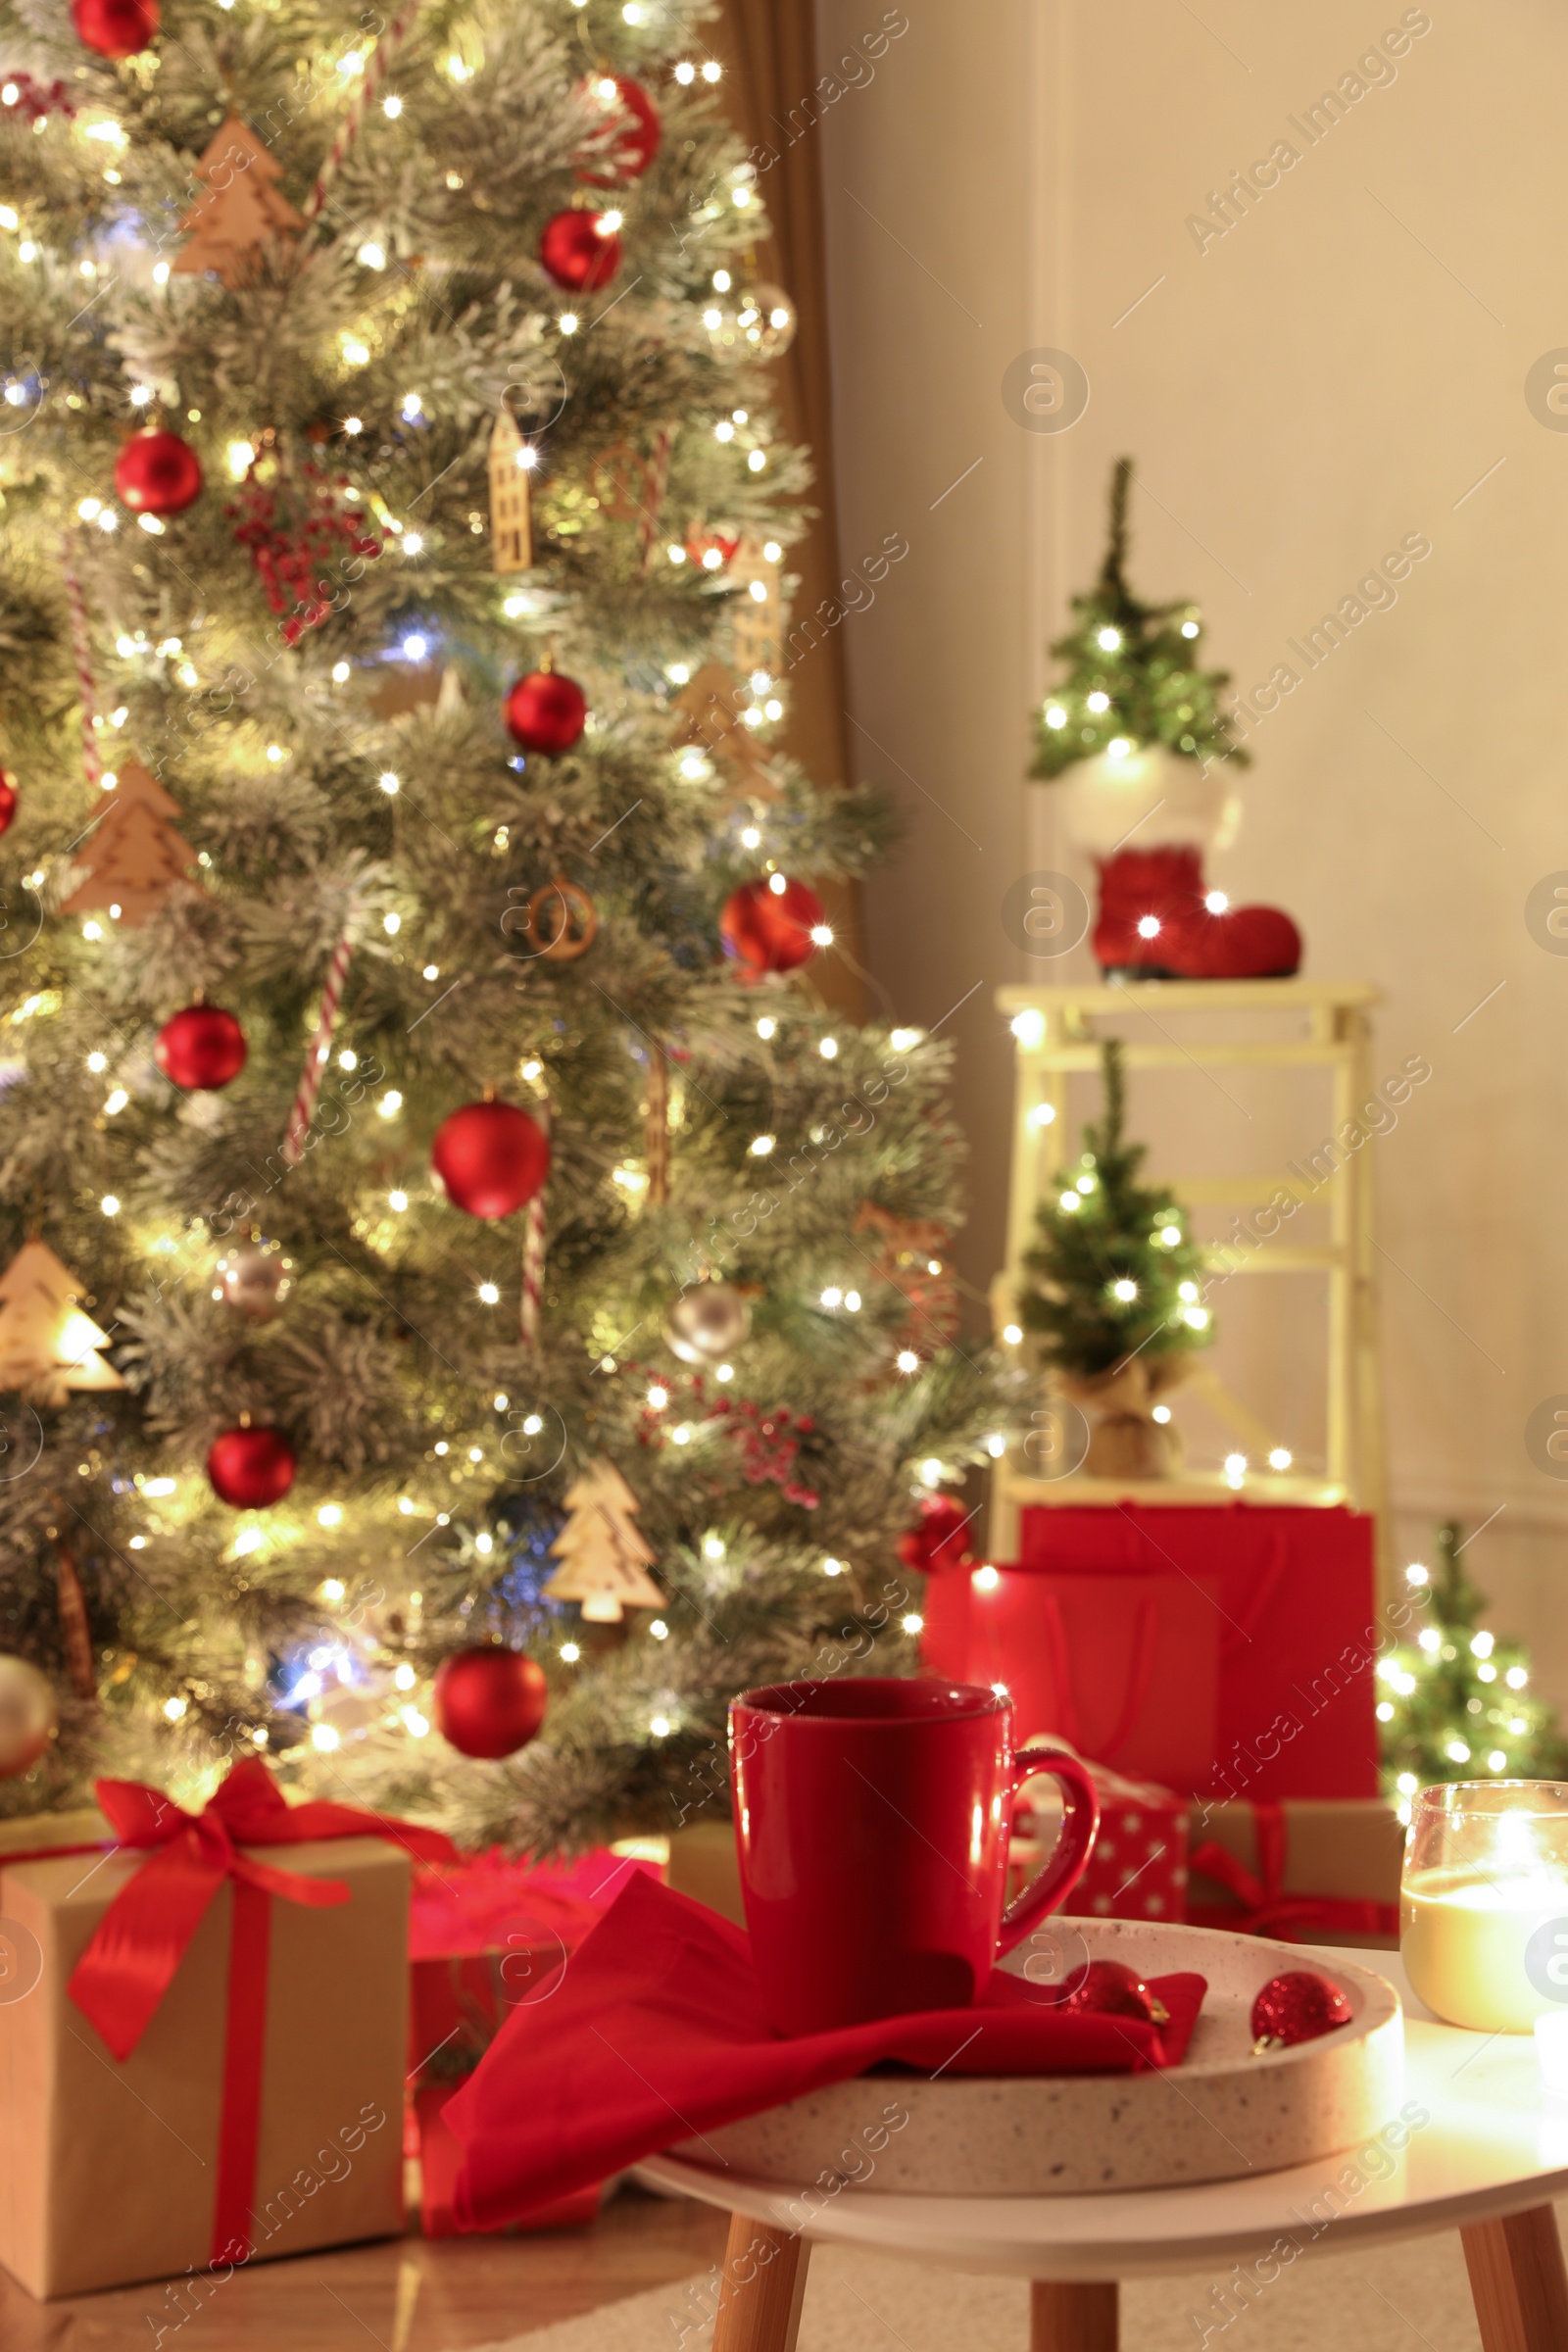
[0,1243,125,1406]
[59,760,204,928]
[173,120,302,289]
[489,408,534,574]
[669,662,779,802]
[543,1459,663,1622]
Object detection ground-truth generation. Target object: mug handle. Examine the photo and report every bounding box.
[995,1743,1100,1956]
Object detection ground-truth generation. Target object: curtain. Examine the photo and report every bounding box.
[714,0,866,1016]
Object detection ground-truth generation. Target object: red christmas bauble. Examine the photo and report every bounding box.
[1250,1969,1352,2052]
[576,73,662,183]
[207,1425,297,1508]
[538,208,622,293]
[720,876,825,975]
[72,0,158,57]
[897,1493,974,1575]
[0,770,16,838]
[504,669,587,756]
[1059,1959,1168,2029]
[114,427,203,516]
[155,1004,247,1091]
[431,1100,552,1219]
[1197,904,1302,981]
[433,1645,549,1758]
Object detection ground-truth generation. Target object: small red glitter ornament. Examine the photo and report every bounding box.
[431,1100,551,1219]
[208,1425,297,1508]
[897,1493,974,1575]
[433,1646,549,1758]
[1058,1958,1169,2029]
[720,876,824,975]
[576,73,661,184]
[155,1004,247,1091]
[1250,1969,1352,2053]
[538,208,622,292]
[504,669,587,756]
[114,427,203,516]
[72,0,158,58]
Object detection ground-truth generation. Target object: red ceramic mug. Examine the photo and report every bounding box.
[729,1677,1099,2036]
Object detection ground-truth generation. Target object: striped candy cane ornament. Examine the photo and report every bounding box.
[281,923,357,1166]
[519,1098,551,1348]
[304,0,424,226]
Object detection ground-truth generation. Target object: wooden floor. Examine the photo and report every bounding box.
[0,2184,730,2352]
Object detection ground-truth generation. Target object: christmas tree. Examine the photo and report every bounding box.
[0,4,1004,1845]
[1380,1522,1564,1814]
[1017,1041,1209,1475]
[1032,458,1249,780]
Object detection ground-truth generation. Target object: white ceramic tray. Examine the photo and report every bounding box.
[669,1917,1402,2195]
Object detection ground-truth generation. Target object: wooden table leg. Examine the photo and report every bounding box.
[1031,2280,1118,2352]
[711,2213,810,2352]
[1461,2205,1568,2352]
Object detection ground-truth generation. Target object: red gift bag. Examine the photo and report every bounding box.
[1018,1503,1381,1799]
[924,1561,1222,1789]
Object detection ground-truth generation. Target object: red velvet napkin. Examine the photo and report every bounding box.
[448,1872,1205,2227]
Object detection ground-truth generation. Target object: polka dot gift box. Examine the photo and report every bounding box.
[1013,1760,1190,1923]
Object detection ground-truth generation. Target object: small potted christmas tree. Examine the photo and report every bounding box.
[1034,459,1298,980]
[1017,1041,1211,1478]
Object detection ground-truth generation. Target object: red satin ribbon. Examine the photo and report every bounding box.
[1189,1798,1398,1940]
[63,1758,457,2267]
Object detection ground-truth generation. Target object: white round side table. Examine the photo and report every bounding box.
[636,1949,1568,2352]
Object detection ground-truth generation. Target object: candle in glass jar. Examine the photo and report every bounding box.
[1402,1865,1568,2034]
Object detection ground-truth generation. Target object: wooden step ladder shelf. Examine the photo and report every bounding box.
[991,976,1388,1562]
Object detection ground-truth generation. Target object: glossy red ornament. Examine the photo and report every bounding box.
[720,876,824,975]
[1250,1969,1352,2052]
[577,73,662,183]
[897,1493,974,1575]
[114,427,203,516]
[431,1100,551,1219]
[1059,1958,1168,2028]
[0,770,16,837]
[72,0,158,57]
[538,208,622,293]
[207,1425,297,1508]
[155,1004,247,1091]
[504,669,588,756]
[432,1645,549,1759]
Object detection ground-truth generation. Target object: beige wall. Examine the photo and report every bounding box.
[818,0,1568,1694]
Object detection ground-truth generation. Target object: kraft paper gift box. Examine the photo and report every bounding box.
[1186,1795,1403,1946]
[0,1831,410,2297]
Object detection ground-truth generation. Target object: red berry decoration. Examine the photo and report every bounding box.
[538,208,622,293]
[0,770,16,838]
[432,1645,549,1759]
[432,1100,551,1219]
[897,1493,974,1575]
[504,669,588,756]
[720,876,825,975]
[72,0,158,57]
[114,427,203,516]
[1250,1969,1352,2053]
[208,1425,297,1508]
[155,1004,247,1091]
[576,73,662,184]
[1059,1959,1169,2029]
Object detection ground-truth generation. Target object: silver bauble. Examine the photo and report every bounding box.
[667,1282,751,1363]
[0,1654,58,1778]
[217,1243,291,1322]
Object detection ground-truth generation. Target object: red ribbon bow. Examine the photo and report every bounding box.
[70,1757,456,2062]
[1189,1799,1397,1942]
